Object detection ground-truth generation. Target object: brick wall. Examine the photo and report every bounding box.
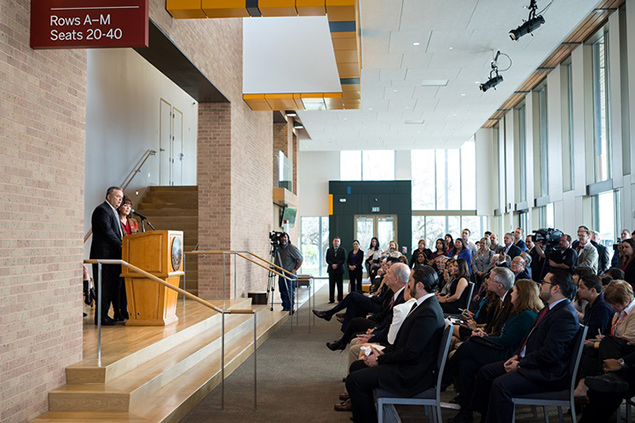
[148,2,274,298]
[0,0,86,421]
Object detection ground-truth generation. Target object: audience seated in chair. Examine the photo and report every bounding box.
[437,258,470,314]
[345,266,445,423]
[445,278,542,421]
[458,270,580,423]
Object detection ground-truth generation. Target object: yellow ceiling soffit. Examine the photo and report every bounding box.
[166,0,361,111]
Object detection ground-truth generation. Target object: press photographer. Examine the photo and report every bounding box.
[271,231,303,313]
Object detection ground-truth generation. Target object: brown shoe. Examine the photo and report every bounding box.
[339,391,349,401]
[334,399,351,412]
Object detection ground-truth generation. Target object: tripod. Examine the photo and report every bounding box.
[267,241,292,313]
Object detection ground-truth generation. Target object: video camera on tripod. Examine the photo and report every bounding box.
[530,227,563,254]
[269,230,285,246]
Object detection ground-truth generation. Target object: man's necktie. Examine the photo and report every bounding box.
[518,306,549,354]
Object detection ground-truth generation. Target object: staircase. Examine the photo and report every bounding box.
[31,299,289,423]
[136,186,199,295]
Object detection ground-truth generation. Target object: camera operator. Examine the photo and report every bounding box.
[274,232,303,312]
[546,234,578,275]
[526,235,544,283]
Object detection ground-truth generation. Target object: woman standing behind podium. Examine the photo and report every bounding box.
[113,196,138,322]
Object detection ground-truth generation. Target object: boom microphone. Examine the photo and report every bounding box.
[131,209,147,220]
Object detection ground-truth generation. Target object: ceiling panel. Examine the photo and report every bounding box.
[297,0,606,151]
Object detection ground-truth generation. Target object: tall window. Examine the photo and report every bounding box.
[517,105,527,202]
[562,63,575,191]
[411,140,476,211]
[340,150,395,180]
[539,203,555,228]
[363,150,395,180]
[537,86,549,197]
[300,216,329,276]
[593,191,618,247]
[592,29,611,182]
[412,215,488,250]
[340,151,361,180]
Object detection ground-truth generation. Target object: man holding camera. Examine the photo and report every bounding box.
[547,234,578,275]
[275,232,303,313]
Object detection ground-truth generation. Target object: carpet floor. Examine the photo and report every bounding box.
[180,284,618,423]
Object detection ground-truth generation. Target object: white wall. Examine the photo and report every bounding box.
[298,150,339,217]
[84,48,198,250]
[482,3,635,236]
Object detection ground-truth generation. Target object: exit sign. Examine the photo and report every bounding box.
[371,206,380,213]
[31,0,149,49]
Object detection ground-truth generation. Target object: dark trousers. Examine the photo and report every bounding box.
[346,360,380,423]
[329,271,344,302]
[471,361,550,423]
[444,338,508,410]
[581,372,635,423]
[349,269,363,292]
[325,292,381,331]
[338,316,375,344]
[92,263,119,321]
[112,277,128,319]
[580,336,635,379]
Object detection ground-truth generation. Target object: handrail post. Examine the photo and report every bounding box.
[254,312,257,410]
[221,311,225,410]
[97,263,102,367]
[234,254,237,300]
[182,255,187,307]
[222,253,227,306]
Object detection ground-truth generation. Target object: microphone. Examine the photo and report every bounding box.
[131,209,147,220]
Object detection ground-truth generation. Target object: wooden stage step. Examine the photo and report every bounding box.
[31,299,289,423]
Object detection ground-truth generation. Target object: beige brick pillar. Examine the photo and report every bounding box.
[197,103,232,300]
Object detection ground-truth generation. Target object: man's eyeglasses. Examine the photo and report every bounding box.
[539,280,554,286]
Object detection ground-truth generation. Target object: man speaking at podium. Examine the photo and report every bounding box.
[90,186,124,326]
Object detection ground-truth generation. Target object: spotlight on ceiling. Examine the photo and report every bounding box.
[479,50,511,93]
[286,111,297,117]
[510,0,546,41]
[294,124,304,130]
[480,75,504,92]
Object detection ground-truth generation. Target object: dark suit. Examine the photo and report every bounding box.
[338,288,405,345]
[514,269,531,281]
[326,246,346,302]
[346,295,445,423]
[90,201,123,321]
[502,243,522,259]
[471,299,580,423]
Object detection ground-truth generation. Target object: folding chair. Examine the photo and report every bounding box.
[375,319,454,423]
[511,324,588,423]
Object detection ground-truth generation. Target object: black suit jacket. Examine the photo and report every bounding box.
[515,269,531,281]
[371,288,406,342]
[503,244,522,259]
[517,299,580,385]
[326,247,346,275]
[90,201,122,259]
[376,296,445,396]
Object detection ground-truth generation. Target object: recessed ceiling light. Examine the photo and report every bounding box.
[405,120,424,125]
[406,106,410,109]
[461,93,466,96]
[413,42,421,46]
[421,80,448,87]
[448,47,454,50]
[393,89,398,93]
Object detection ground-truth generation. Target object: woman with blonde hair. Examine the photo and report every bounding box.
[444,279,542,422]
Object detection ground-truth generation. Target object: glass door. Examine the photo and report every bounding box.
[355,215,398,251]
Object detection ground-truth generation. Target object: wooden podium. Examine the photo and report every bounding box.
[121,230,184,325]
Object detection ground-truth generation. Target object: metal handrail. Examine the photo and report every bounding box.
[84,258,257,410]
[84,149,156,243]
[187,250,294,280]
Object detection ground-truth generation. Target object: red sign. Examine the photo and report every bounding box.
[31,0,149,49]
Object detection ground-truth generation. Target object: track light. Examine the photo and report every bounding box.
[479,51,512,93]
[480,74,504,92]
[293,124,304,130]
[510,0,545,41]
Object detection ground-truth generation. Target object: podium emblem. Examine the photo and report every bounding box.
[171,237,183,271]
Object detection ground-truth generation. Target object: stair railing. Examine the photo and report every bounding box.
[83,258,257,410]
[187,249,294,306]
[83,149,156,243]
